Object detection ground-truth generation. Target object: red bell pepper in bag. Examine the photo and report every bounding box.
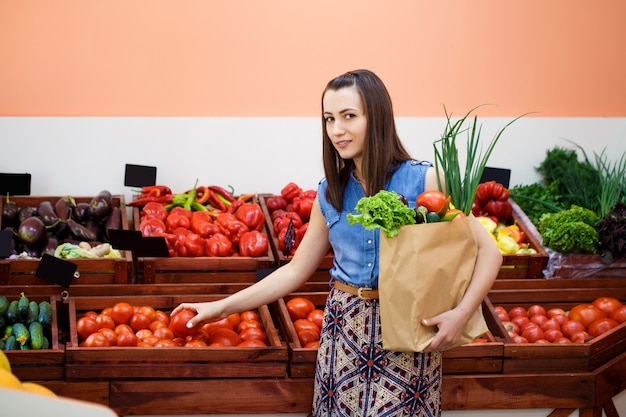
[205,233,233,257]
[178,233,205,257]
[239,230,269,257]
[234,203,266,232]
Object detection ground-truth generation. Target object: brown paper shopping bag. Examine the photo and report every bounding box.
[378,216,488,352]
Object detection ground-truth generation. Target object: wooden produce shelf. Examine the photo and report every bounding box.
[274,292,505,378]
[497,198,549,279]
[0,195,132,285]
[65,294,287,380]
[109,377,314,416]
[3,295,64,381]
[488,286,626,374]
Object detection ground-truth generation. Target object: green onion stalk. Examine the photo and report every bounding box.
[433,105,527,216]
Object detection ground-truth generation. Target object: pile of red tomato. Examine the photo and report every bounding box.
[76,302,268,348]
[494,296,626,344]
[285,296,324,349]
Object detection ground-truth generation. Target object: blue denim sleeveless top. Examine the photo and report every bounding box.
[317,159,433,288]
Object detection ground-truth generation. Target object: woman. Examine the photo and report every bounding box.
[172,69,502,416]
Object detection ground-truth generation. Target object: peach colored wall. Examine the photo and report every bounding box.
[1,0,625,117]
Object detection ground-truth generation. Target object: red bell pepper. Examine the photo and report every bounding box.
[272,212,303,235]
[239,230,269,257]
[214,213,250,247]
[166,212,191,233]
[192,220,220,238]
[281,182,303,203]
[171,226,191,241]
[234,203,266,232]
[292,196,315,222]
[205,233,233,257]
[302,189,317,199]
[270,209,287,222]
[191,211,213,224]
[170,206,193,220]
[265,196,287,212]
[277,223,304,255]
[140,218,167,237]
[475,181,510,204]
[154,231,179,257]
[140,202,169,222]
[177,232,205,257]
[484,200,513,223]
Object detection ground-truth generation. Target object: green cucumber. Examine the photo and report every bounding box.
[41,336,50,350]
[4,335,18,350]
[38,301,53,327]
[29,322,44,350]
[0,295,9,316]
[26,301,39,325]
[6,300,19,323]
[17,293,30,320]
[3,325,13,341]
[11,322,30,346]
[0,339,5,350]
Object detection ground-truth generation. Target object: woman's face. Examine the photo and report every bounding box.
[323,86,367,166]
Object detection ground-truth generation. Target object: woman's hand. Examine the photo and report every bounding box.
[421,307,467,352]
[170,301,224,329]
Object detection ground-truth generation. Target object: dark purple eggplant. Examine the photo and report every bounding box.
[17,217,46,245]
[88,190,112,221]
[104,206,122,239]
[66,219,98,242]
[72,202,90,222]
[2,194,18,225]
[41,235,59,256]
[37,200,60,226]
[18,206,38,224]
[54,196,75,221]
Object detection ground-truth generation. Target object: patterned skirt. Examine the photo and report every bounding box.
[311,287,442,417]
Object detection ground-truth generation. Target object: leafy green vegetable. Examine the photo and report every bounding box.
[538,205,599,254]
[347,190,416,238]
[509,180,565,226]
[536,147,601,212]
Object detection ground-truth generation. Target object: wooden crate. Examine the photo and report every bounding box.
[259,194,334,269]
[496,198,549,279]
[488,286,626,374]
[133,203,276,284]
[65,294,287,380]
[274,292,504,378]
[0,195,132,285]
[2,295,64,381]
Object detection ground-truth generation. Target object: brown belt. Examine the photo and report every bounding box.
[333,280,379,299]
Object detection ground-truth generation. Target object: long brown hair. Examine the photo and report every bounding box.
[321,69,412,211]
